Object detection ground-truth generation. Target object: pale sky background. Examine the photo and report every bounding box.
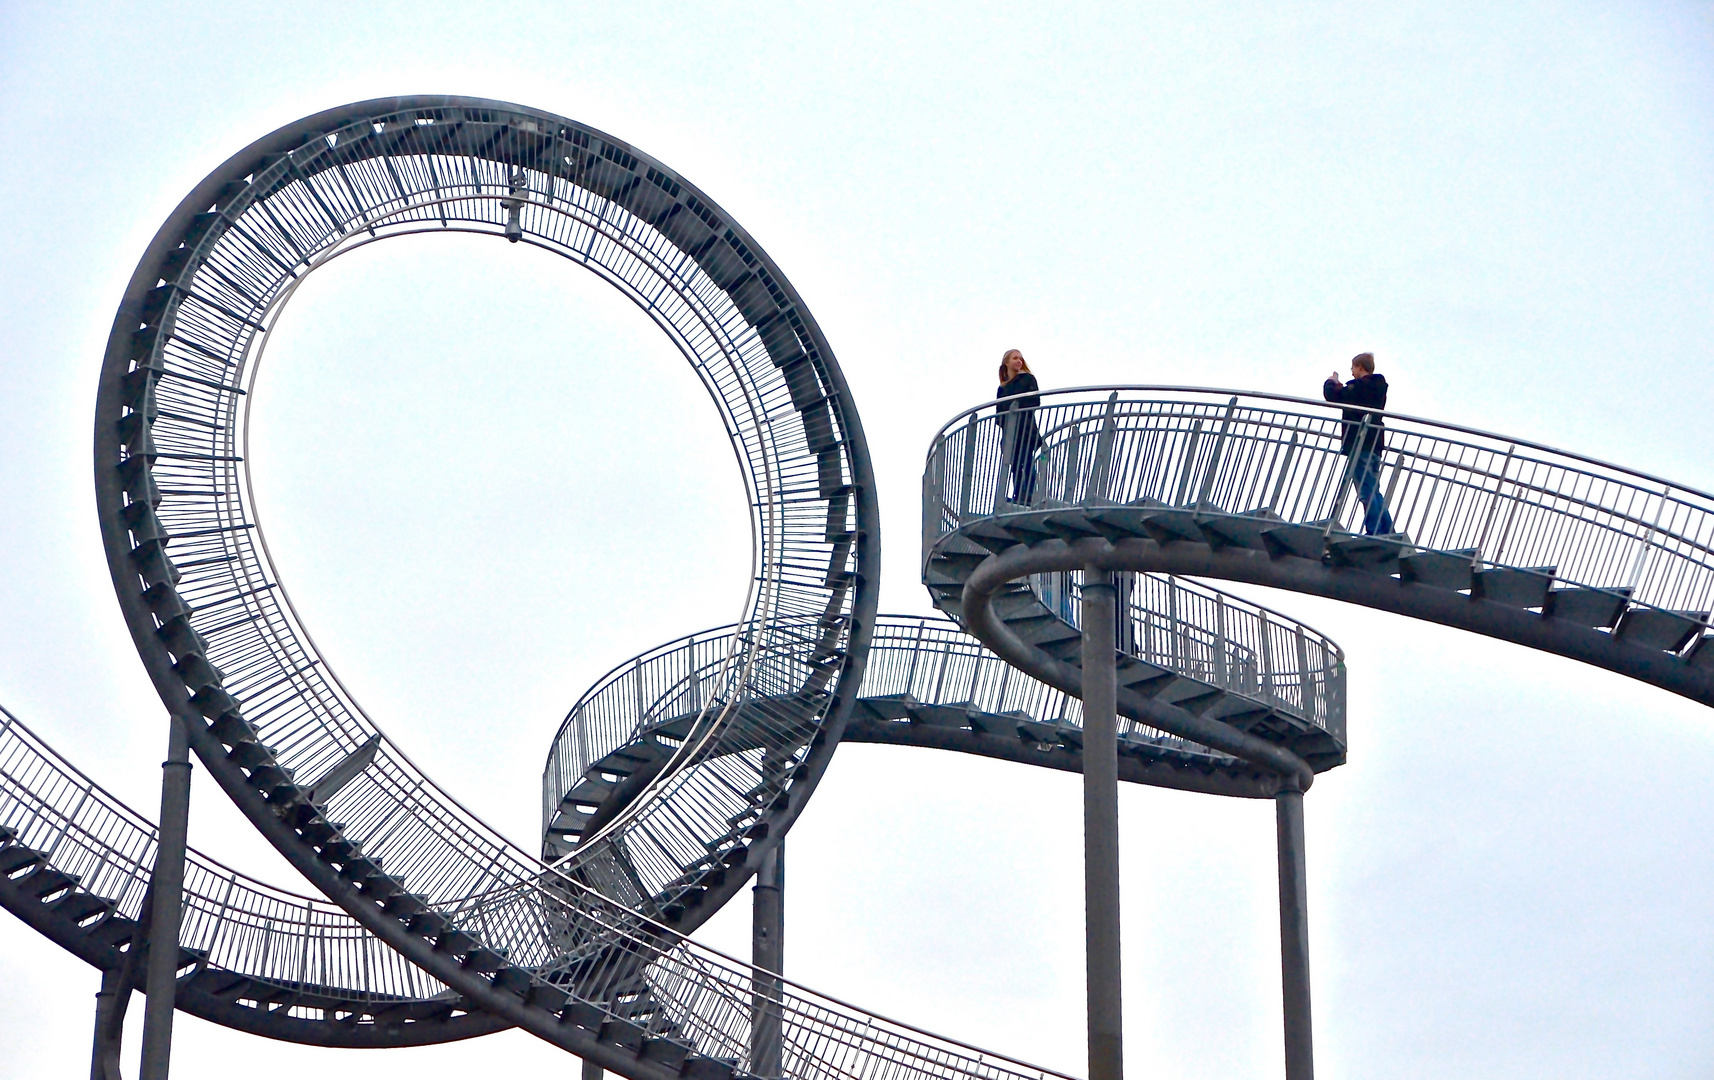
[2,2,1713,1078]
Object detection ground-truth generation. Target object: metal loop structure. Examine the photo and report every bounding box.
[3,98,1373,1078]
[84,95,1057,1079]
[922,386,1714,745]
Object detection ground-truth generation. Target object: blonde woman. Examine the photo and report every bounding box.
[995,349,1042,505]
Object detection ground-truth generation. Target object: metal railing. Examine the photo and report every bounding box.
[0,706,447,1010]
[546,605,1345,835]
[925,387,1714,626]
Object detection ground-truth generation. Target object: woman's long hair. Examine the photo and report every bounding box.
[998,349,1032,384]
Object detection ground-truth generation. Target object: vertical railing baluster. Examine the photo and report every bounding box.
[1172,420,1204,508]
[1473,444,1517,565]
[1194,397,1239,510]
[1086,393,1120,503]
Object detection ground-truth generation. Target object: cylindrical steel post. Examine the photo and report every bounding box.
[1080,570,1123,1080]
[751,843,785,1078]
[91,966,126,1080]
[1276,786,1314,1080]
[581,1057,604,1080]
[140,716,192,1080]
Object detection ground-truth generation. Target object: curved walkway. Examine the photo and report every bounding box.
[544,602,1343,852]
[923,386,1714,771]
[0,706,505,1046]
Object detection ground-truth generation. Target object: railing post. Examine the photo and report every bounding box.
[140,714,192,1080]
[1267,431,1300,516]
[1171,420,1204,507]
[1472,444,1517,565]
[1062,419,1082,503]
[1276,784,1314,1080]
[1295,625,1314,719]
[924,438,946,558]
[1086,393,1120,503]
[1193,397,1239,510]
[957,413,980,520]
[1080,569,1124,1080]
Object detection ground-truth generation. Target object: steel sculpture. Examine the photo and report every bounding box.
[89,93,905,1078]
[0,95,1370,1080]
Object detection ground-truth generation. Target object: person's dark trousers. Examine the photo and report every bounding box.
[1350,448,1394,535]
[1003,413,1040,505]
[1008,443,1038,504]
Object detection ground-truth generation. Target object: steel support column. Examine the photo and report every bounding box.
[91,965,126,1080]
[1080,570,1123,1080]
[751,843,785,1078]
[1276,786,1313,1080]
[140,716,191,1080]
[581,1057,604,1080]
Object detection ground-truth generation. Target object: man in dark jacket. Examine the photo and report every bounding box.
[1323,352,1395,535]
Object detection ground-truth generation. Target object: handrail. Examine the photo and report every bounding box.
[924,388,1714,620]
[933,384,1714,506]
[545,604,1347,836]
[0,705,445,1005]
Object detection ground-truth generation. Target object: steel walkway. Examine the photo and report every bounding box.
[922,387,1714,734]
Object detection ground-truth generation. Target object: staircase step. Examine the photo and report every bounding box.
[642,1035,692,1071]
[1078,506,1154,543]
[1544,586,1630,629]
[1473,566,1556,608]
[51,891,113,924]
[961,521,1028,554]
[1151,678,1225,713]
[1198,508,1283,551]
[0,845,45,875]
[1262,522,1336,561]
[19,867,79,900]
[1136,507,1206,545]
[1037,510,1104,541]
[683,1056,738,1080]
[1327,533,1413,572]
[1401,548,1477,591]
[1613,607,1707,652]
[85,914,140,949]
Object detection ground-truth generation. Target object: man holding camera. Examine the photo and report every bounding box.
[1323,352,1395,536]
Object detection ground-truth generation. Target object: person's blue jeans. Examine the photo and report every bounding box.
[1350,448,1394,535]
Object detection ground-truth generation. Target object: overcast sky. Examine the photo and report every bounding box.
[2,3,1713,1078]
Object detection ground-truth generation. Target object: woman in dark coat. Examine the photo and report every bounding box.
[996,349,1042,505]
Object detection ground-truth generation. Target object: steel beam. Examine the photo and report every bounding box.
[1080,570,1124,1080]
[1276,786,1313,1080]
[91,966,126,1080]
[140,716,192,1080]
[751,843,785,1078]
